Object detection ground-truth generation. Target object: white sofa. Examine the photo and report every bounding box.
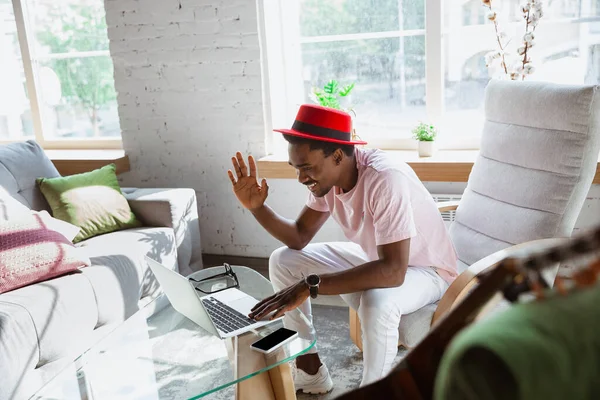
[0,140,202,400]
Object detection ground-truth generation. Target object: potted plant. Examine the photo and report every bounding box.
[310,79,355,111]
[412,122,437,157]
[310,79,362,141]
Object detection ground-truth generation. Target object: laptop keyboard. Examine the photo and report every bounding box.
[201,296,257,334]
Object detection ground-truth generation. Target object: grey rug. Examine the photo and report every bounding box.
[203,305,407,400]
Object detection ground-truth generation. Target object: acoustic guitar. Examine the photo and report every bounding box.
[337,226,600,400]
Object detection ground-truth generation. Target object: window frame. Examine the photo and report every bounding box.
[260,0,600,154]
[2,0,122,150]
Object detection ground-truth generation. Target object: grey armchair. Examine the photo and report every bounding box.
[350,80,600,350]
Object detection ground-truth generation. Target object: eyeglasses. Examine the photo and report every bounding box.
[188,263,240,294]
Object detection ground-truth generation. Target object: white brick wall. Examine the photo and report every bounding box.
[106,0,600,259]
[106,0,282,256]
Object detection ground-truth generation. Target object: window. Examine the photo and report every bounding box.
[0,0,120,149]
[262,0,600,153]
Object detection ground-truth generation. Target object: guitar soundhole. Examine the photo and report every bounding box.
[546,248,562,263]
[572,238,593,253]
[593,228,600,243]
[523,257,537,270]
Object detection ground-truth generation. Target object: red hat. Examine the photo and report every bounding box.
[274,104,367,145]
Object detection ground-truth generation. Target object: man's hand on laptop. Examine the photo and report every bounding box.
[249,280,309,321]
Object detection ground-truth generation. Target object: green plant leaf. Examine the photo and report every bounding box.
[411,122,437,141]
[312,88,328,107]
[324,80,339,95]
[311,79,356,112]
[339,82,355,97]
[329,97,341,109]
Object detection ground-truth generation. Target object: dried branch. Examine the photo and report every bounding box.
[484,0,544,80]
[521,9,531,80]
[489,2,508,74]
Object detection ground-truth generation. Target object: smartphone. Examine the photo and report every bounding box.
[250,328,298,354]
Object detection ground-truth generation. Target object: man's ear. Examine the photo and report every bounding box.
[333,149,343,165]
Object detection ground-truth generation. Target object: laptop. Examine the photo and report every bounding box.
[145,256,279,339]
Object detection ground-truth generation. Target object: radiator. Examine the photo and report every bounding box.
[432,194,462,228]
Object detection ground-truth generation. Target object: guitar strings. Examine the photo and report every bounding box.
[504,227,600,301]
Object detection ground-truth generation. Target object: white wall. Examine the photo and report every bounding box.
[105,0,272,256]
[105,0,600,258]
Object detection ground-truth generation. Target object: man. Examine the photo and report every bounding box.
[227,104,457,393]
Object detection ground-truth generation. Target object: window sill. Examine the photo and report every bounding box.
[46,149,130,176]
[258,150,600,183]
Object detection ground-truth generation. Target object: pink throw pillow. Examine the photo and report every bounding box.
[0,213,91,294]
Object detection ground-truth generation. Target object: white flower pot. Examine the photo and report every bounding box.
[418,141,435,157]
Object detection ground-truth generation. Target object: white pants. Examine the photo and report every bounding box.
[269,242,448,387]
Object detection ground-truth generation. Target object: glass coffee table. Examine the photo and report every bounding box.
[31,266,316,400]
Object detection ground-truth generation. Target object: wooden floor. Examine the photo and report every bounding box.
[202,254,269,276]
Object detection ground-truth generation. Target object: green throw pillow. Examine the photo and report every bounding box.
[37,163,142,243]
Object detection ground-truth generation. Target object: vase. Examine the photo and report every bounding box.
[418,141,434,157]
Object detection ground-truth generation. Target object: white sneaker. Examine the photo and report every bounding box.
[292,362,334,394]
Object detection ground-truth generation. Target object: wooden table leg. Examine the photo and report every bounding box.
[237,362,296,400]
[237,370,277,400]
[349,308,364,352]
[228,332,297,400]
[268,361,296,400]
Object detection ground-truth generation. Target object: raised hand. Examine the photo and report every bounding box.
[227,152,269,211]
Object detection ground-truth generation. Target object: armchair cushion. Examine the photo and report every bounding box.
[398,303,437,348]
[450,81,600,269]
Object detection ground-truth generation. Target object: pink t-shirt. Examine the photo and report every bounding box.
[306,148,458,284]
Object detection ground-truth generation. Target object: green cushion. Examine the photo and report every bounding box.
[37,164,142,243]
[434,285,600,400]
